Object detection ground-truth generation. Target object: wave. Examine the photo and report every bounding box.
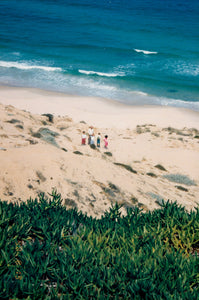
[78,69,125,77]
[134,49,158,55]
[0,61,62,72]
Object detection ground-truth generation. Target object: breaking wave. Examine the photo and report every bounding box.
[134,49,158,55]
[78,69,125,77]
[0,61,62,72]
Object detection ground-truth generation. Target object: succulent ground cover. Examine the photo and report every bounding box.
[0,192,199,299]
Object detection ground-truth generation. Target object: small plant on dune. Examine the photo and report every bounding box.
[15,124,24,130]
[114,162,137,174]
[6,118,21,124]
[175,185,188,192]
[73,150,83,155]
[155,164,167,171]
[146,172,157,178]
[163,173,196,186]
[42,113,54,123]
[104,151,112,156]
[148,192,165,206]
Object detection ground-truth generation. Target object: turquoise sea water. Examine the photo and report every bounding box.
[0,0,199,110]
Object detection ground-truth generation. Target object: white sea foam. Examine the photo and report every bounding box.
[124,91,199,111]
[135,91,148,96]
[12,52,21,56]
[0,61,62,72]
[74,76,117,92]
[78,69,125,77]
[134,49,158,55]
[174,63,199,77]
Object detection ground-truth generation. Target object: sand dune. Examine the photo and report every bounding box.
[0,86,199,217]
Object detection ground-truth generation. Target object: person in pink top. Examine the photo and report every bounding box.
[104,135,108,149]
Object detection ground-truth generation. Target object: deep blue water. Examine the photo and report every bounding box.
[0,0,199,110]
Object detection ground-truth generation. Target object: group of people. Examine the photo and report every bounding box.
[81,126,108,148]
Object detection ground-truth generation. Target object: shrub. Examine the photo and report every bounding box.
[163,174,197,186]
[155,164,167,171]
[104,151,112,156]
[0,194,199,299]
[42,113,54,123]
[146,172,157,178]
[114,162,137,174]
[73,151,83,155]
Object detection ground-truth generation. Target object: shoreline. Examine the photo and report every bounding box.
[0,85,199,130]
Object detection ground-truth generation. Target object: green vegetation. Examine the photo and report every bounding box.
[154,164,167,171]
[73,151,83,155]
[6,119,21,124]
[42,114,54,123]
[146,172,157,178]
[0,191,199,299]
[175,185,189,192]
[104,151,112,157]
[163,174,197,186]
[114,163,137,174]
[30,127,60,147]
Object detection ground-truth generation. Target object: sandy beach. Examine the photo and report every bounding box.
[0,86,198,217]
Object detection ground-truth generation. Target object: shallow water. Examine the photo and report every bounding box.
[0,0,199,110]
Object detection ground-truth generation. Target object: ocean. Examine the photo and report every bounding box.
[0,0,199,110]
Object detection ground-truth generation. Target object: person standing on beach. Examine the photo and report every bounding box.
[90,134,95,145]
[97,133,101,147]
[88,126,94,144]
[81,131,87,145]
[104,135,108,149]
